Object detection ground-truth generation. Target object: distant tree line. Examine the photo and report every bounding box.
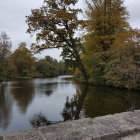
[0,32,11,82]
[36,56,67,78]
[0,33,68,82]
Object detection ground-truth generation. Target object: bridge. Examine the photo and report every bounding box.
[1,110,140,140]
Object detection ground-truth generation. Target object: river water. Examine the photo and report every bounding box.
[0,75,140,134]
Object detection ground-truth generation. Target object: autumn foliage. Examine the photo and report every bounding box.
[26,0,88,81]
[83,0,140,89]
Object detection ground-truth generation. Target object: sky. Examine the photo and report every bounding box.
[0,0,140,60]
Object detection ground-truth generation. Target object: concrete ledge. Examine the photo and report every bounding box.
[2,110,140,140]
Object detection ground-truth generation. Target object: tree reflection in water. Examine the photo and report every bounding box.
[1,77,140,133]
[62,84,88,121]
[10,80,35,113]
[37,82,58,97]
[0,83,12,129]
[62,84,140,121]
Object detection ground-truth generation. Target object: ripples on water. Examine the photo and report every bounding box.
[0,75,140,134]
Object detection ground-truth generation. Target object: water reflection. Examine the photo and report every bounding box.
[37,82,58,96]
[62,84,140,121]
[0,84,12,129]
[1,76,140,134]
[10,80,35,113]
[0,76,75,134]
[62,84,88,121]
[83,86,140,118]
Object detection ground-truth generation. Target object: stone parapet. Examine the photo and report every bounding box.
[2,110,140,140]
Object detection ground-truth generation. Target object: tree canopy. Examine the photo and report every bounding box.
[84,0,129,51]
[36,56,68,77]
[0,32,68,81]
[82,0,140,89]
[0,32,11,82]
[26,0,88,81]
[8,42,36,78]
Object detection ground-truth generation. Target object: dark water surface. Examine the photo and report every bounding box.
[0,75,140,134]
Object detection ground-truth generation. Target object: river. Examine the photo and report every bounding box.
[0,75,140,134]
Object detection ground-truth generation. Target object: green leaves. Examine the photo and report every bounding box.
[36,56,67,77]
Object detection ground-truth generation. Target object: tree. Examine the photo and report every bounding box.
[104,29,140,89]
[84,0,129,51]
[82,0,130,84]
[26,0,88,82]
[0,32,11,82]
[81,0,140,89]
[36,56,58,77]
[36,56,68,77]
[58,60,68,75]
[8,42,36,77]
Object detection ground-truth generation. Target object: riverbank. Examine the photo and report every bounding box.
[2,110,140,140]
[74,77,140,91]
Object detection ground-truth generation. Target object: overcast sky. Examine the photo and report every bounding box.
[0,0,140,60]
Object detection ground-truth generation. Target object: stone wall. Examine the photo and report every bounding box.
[2,110,140,140]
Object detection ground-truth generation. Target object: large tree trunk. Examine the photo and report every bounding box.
[72,47,89,83]
[67,36,89,83]
[78,63,89,83]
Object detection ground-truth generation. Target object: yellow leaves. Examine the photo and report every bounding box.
[56,29,64,34]
[9,43,36,77]
[44,30,51,35]
[54,10,76,22]
[37,30,51,40]
[82,0,140,88]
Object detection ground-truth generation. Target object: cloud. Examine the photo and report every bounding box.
[0,0,63,59]
[124,0,140,28]
[0,0,140,60]
[0,0,42,46]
